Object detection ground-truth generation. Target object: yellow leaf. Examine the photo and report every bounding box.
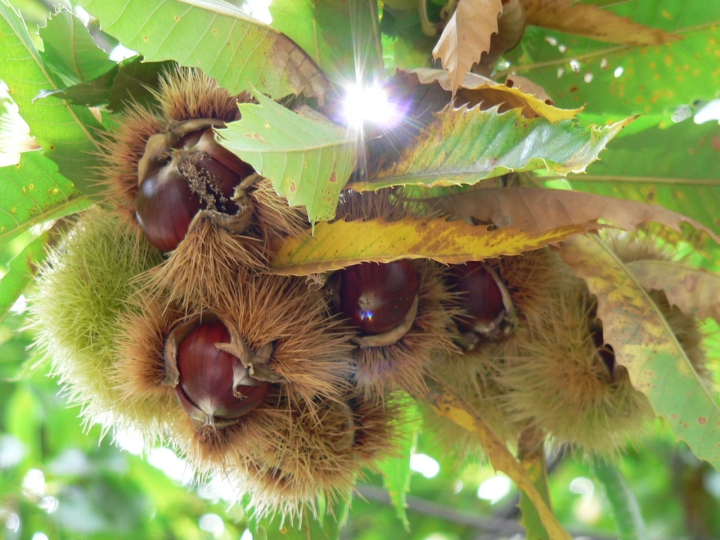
[270,217,586,275]
[411,68,583,122]
[559,234,720,471]
[426,382,571,540]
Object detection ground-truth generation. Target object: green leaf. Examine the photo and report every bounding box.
[375,399,420,531]
[270,0,383,82]
[0,232,49,325]
[0,152,85,245]
[5,384,43,467]
[0,0,104,194]
[220,92,356,223]
[565,120,720,239]
[560,234,720,472]
[347,106,633,192]
[592,459,648,540]
[505,1,720,128]
[76,0,331,103]
[38,58,178,112]
[38,10,116,86]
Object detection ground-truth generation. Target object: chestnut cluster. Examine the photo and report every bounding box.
[32,65,711,525]
[30,68,405,520]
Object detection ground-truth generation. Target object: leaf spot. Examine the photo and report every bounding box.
[290,182,297,193]
[329,172,337,183]
[699,417,708,425]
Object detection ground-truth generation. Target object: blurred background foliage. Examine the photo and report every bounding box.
[2,0,720,538]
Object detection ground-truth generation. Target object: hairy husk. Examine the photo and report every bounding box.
[332,190,460,399]
[498,278,654,457]
[428,248,565,457]
[209,392,402,521]
[141,177,311,311]
[30,209,163,431]
[115,270,355,423]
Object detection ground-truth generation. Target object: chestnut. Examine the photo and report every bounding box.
[590,320,615,376]
[135,126,255,252]
[175,320,269,425]
[338,260,419,335]
[448,262,506,334]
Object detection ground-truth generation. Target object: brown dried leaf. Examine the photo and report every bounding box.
[439,187,720,244]
[476,0,526,75]
[520,0,680,46]
[626,260,720,324]
[270,217,587,275]
[432,0,504,94]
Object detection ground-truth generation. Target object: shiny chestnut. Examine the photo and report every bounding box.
[135,127,254,252]
[448,262,505,333]
[590,321,615,376]
[338,260,419,335]
[175,320,268,424]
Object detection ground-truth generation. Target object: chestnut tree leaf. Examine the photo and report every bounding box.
[521,0,679,46]
[432,0,504,94]
[38,11,116,86]
[410,68,583,122]
[220,92,356,223]
[37,58,178,113]
[76,0,332,103]
[559,234,720,472]
[424,380,572,540]
[0,152,89,246]
[438,187,720,244]
[269,0,383,82]
[517,428,552,540]
[503,2,720,128]
[0,0,105,194]
[625,260,720,324]
[477,0,526,75]
[591,460,648,540]
[566,121,720,241]
[270,217,588,275]
[347,107,632,192]
[0,232,49,325]
[375,399,421,531]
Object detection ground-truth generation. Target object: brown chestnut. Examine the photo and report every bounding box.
[448,262,505,333]
[135,127,254,252]
[338,260,419,335]
[175,320,269,425]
